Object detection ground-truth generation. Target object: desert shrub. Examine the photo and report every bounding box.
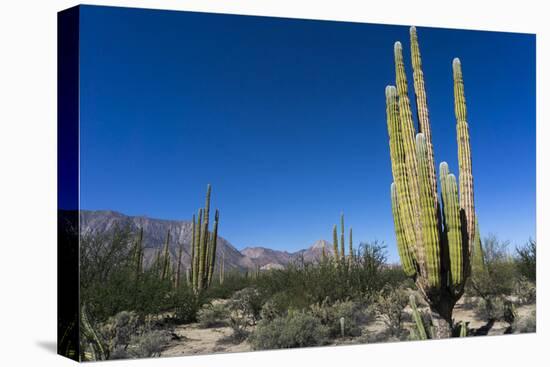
[197,303,230,328]
[251,241,395,310]
[127,330,170,358]
[171,286,205,324]
[260,292,290,321]
[516,240,536,282]
[375,284,409,337]
[81,309,170,360]
[474,296,516,323]
[309,298,364,337]
[467,235,517,302]
[224,288,263,341]
[514,277,536,305]
[250,311,330,350]
[227,287,263,325]
[80,226,178,321]
[205,270,254,299]
[512,310,536,334]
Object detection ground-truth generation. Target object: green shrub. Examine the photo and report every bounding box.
[197,303,229,328]
[473,296,517,323]
[250,311,330,350]
[516,240,536,282]
[375,284,409,337]
[309,298,364,337]
[171,286,204,324]
[514,278,536,305]
[468,236,517,296]
[260,292,290,321]
[227,287,263,325]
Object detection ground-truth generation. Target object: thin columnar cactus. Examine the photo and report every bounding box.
[332,224,339,262]
[340,213,345,259]
[207,209,219,286]
[190,184,220,292]
[175,234,183,289]
[385,27,478,338]
[471,217,485,273]
[133,227,144,280]
[410,294,428,340]
[161,229,171,281]
[349,227,353,261]
[219,248,225,285]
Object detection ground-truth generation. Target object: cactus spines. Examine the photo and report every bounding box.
[385,27,479,338]
[332,224,339,262]
[453,58,476,252]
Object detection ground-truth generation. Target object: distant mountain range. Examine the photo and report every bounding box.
[78,210,336,272]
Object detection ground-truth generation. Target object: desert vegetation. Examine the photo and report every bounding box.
[74,27,536,361]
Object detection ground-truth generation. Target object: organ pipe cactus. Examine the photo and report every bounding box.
[332,224,339,262]
[340,213,345,259]
[161,229,171,281]
[385,26,478,338]
[190,184,220,292]
[349,227,353,261]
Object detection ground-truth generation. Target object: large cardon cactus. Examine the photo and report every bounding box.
[385,26,477,338]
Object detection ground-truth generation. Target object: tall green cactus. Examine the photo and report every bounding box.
[161,229,171,281]
[385,26,478,338]
[349,227,353,261]
[332,224,339,262]
[190,184,220,292]
[340,213,345,259]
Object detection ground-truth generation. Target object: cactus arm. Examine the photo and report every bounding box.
[410,294,428,340]
[161,229,171,281]
[391,183,416,276]
[385,85,418,269]
[340,213,345,259]
[410,26,437,207]
[416,133,441,288]
[349,227,353,261]
[471,216,485,273]
[443,173,463,288]
[207,209,219,286]
[193,209,202,290]
[453,58,476,253]
[394,42,426,278]
[332,224,339,262]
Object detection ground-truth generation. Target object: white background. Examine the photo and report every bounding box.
[0,0,547,365]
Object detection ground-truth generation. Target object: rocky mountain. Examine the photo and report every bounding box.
[79,210,255,272]
[78,210,336,271]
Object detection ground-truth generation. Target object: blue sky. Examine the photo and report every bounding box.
[79,5,535,261]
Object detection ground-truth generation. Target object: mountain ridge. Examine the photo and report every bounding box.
[77,210,334,271]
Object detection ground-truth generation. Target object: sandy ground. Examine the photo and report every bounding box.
[162,324,252,357]
[161,298,535,357]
